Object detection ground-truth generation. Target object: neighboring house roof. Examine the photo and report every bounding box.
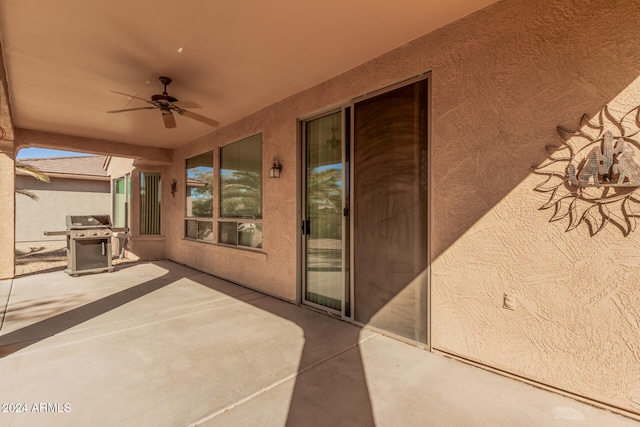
[16,155,109,181]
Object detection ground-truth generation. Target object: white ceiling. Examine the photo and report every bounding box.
[0,0,497,149]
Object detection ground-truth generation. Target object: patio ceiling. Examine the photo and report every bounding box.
[0,0,497,150]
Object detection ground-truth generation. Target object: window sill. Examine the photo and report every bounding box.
[183,237,215,245]
[182,239,267,260]
[217,243,264,254]
[216,244,267,260]
[134,235,165,241]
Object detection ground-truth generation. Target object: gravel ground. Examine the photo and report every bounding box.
[15,243,136,277]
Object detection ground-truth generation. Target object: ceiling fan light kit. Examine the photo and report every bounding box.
[108,76,220,129]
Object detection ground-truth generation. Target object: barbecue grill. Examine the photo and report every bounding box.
[45,214,115,276]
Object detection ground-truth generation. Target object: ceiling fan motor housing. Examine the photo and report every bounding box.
[151,94,179,103]
[108,75,219,128]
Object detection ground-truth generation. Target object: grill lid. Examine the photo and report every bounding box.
[65,215,112,229]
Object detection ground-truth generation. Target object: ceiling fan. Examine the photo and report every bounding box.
[107,76,220,129]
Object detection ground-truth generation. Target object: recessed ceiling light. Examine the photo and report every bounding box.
[177,47,184,54]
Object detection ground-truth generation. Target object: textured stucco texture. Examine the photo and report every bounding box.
[0,152,15,278]
[165,0,640,415]
[15,177,110,243]
[3,0,639,417]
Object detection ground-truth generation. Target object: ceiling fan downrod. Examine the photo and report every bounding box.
[158,76,172,95]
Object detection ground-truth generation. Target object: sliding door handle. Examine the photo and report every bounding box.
[302,219,311,235]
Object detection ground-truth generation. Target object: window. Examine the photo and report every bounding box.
[185,152,214,242]
[140,172,161,235]
[113,174,130,229]
[219,134,262,249]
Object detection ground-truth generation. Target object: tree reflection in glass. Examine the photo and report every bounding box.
[185,151,214,241]
[305,112,343,310]
[219,134,263,248]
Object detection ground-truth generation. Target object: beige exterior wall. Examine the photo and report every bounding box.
[0,152,15,279]
[426,0,640,414]
[129,167,169,260]
[162,0,640,415]
[106,157,168,261]
[0,0,637,417]
[0,38,14,280]
[15,176,110,243]
[169,127,294,300]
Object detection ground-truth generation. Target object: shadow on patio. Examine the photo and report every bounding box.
[0,261,635,427]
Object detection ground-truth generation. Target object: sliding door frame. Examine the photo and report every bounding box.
[349,73,432,349]
[300,106,350,318]
[297,72,432,350]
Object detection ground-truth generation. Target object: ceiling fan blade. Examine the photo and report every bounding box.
[172,100,201,109]
[110,90,153,104]
[107,107,156,113]
[163,111,177,128]
[180,109,220,127]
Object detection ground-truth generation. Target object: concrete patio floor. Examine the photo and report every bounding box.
[0,261,637,427]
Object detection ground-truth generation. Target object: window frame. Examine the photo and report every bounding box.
[184,151,215,243]
[112,173,131,230]
[218,133,263,251]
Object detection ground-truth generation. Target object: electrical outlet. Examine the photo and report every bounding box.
[503,293,516,310]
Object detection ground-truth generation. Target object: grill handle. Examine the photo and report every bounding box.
[43,230,68,236]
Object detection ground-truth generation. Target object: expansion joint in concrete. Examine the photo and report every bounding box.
[188,332,379,426]
[0,279,14,332]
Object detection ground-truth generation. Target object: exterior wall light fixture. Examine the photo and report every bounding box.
[269,157,282,178]
[171,179,177,197]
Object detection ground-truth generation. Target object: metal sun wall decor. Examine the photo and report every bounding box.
[535,104,640,236]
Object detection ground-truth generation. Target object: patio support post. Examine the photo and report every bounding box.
[0,41,15,279]
[0,150,15,279]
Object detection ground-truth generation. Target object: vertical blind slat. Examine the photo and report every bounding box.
[141,173,161,235]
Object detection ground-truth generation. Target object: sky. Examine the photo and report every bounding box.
[16,148,91,159]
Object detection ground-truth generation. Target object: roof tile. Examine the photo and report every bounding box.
[17,155,108,177]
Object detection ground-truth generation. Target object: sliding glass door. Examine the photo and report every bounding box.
[300,76,429,345]
[302,110,349,314]
[352,77,428,344]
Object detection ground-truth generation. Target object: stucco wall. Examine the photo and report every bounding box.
[15,176,110,243]
[169,126,296,300]
[0,43,14,279]
[131,167,169,261]
[166,0,640,415]
[0,152,14,278]
[425,0,640,414]
[106,157,135,179]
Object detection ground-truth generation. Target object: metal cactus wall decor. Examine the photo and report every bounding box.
[535,105,640,235]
